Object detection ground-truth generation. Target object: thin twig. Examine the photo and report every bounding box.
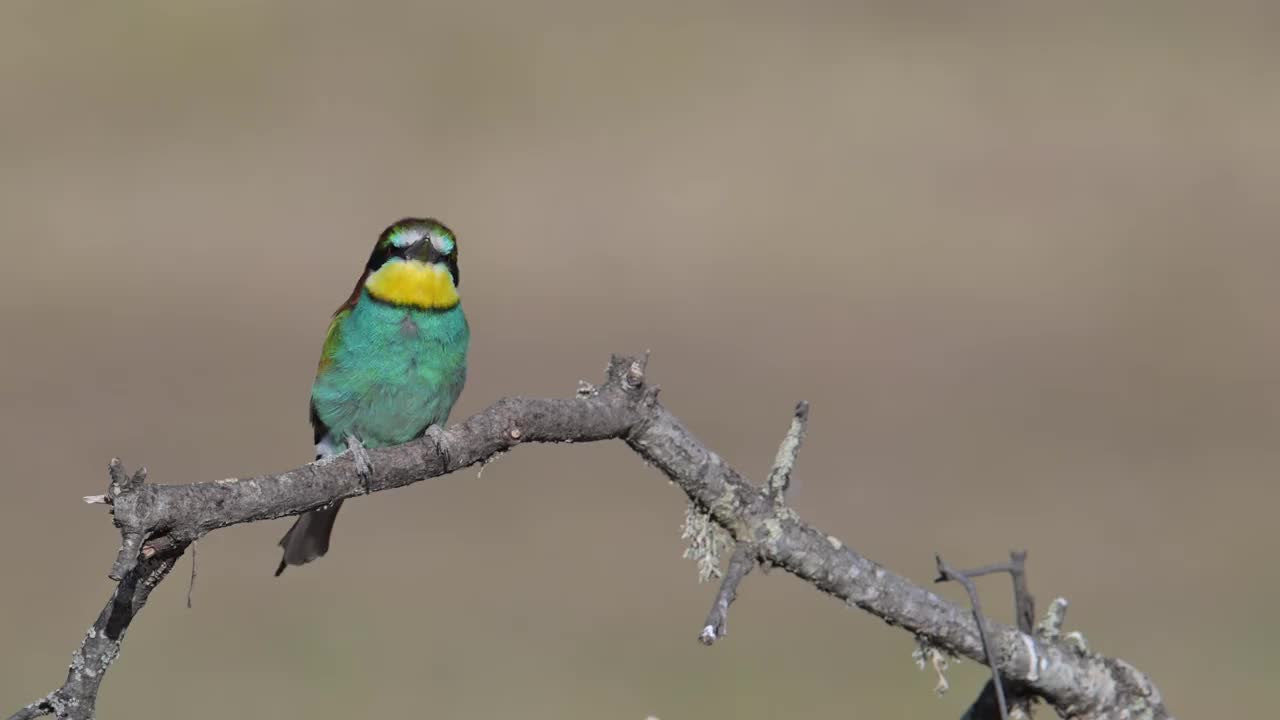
[1006,551,1035,638]
[940,553,1034,632]
[699,543,756,644]
[700,399,808,643]
[8,355,1170,720]
[8,543,185,720]
[943,562,1015,579]
[953,551,1036,720]
[187,540,198,609]
[936,555,1009,720]
[1037,597,1069,642]
[765,401,809,500]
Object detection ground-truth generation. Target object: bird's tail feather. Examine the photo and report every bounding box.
[274,500,344,576]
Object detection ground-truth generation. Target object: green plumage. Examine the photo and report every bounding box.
[312,295,469,451]
[275,217,469,576]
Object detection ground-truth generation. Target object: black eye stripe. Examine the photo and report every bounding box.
[369,240,455,268]
[366,243,392,271]
[449,258,459,287]
[367,220,458,277]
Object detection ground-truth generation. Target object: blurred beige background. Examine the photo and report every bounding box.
[2,1,1277,717]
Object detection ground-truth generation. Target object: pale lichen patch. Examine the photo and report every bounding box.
[681,503,731,582]
[1065,631,1090,654]
[913,637,953,696]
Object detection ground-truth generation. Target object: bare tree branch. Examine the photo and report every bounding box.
[9,544,186,720]
[698,542,756,645]
[8,354,1171,720]
[700,399,807,645]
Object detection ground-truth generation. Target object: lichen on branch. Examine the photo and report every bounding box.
[8,354,1171,720]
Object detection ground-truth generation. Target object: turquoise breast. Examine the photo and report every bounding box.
[311,291,469,450]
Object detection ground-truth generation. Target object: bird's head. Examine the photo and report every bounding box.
[362,218,461,310]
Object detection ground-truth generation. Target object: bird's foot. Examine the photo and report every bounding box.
[423,424,446,445]
[422,422,448,468]
[346,434,373,489]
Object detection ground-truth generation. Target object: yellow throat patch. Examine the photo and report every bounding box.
[364,260,459,310]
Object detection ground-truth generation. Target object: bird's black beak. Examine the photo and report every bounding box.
[403,239,435,262]
[405,239,459,287]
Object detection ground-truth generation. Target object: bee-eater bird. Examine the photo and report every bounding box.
[275,217,470,575]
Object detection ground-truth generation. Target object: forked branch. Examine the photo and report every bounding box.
[8,355,1170,720]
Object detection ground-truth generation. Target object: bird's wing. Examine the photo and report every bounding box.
[309,400,331,451]
[310,305,353,449]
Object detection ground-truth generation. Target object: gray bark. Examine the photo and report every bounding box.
[8,354,1169,720]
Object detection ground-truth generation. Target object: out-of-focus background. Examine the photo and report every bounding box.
[2,2,1277,717]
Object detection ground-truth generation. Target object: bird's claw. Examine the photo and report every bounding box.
[346,434,373,487]
[423,425,446,444]
[421,425,452,471]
